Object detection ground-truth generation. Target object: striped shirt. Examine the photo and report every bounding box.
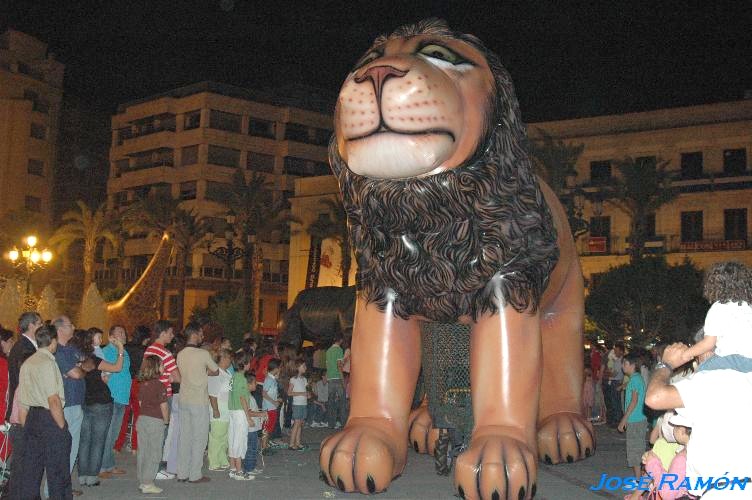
[144,342,177,397]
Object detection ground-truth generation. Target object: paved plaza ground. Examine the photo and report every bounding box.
[84,424,630,499]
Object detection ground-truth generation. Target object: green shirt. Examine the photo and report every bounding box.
[624,372,647,423]
[326,344,344,380]
[228,371,250,411]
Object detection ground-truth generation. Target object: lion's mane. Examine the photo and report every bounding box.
[330,19,559,322]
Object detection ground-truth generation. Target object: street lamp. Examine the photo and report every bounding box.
[6,234,53,294]
[206,216,247,290]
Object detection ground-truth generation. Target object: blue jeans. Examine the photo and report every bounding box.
[78,403,113,485]
[698,353,752,372]
[64,405,84,473]
[327,379,348,428]
[101,402,126,472]
[242,431,259,472]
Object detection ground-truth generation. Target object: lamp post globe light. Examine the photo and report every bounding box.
[5,234,53,294]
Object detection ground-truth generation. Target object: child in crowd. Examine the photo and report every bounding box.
[228,352,254,481]
[679,261,752,371]
[242,371,266,476]
[261,359,282,451]
[582,366,594,421]
[625,411,691,500]
[617,352,647,478]
[136,356,169,495]
[288,359,308,450]
[311,372,328,427]
[207,349,233,471]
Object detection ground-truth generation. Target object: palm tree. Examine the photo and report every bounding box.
[49,201,117,297]
[123,196,209,327]
[307,198,351,286]
[225,167,300,326]
[528,129,588,237]
[528,129,584,195]
[603,156,678,263]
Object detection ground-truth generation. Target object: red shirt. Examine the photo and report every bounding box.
[590,350,602,380]
[144,342,177,397]
[250,354,273,383]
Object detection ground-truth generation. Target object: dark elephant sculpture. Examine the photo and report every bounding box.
[278,286,356,347]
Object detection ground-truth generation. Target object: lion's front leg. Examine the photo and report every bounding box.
[454,307,541,500]
[319,296,420,494]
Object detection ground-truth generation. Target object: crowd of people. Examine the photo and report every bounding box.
[0,312,352,499]
[584,261,752,499]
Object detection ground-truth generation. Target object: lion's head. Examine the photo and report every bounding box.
[330,19,559,322]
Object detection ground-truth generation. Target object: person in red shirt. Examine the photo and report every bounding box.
[0,328,15,462]
[144,321,181,399]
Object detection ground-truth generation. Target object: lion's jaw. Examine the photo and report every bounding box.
[335,36,494,179]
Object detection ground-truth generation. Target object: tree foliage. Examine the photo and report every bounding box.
[585,257,707,346]
[602,156,678,262]
[49,201,117,296]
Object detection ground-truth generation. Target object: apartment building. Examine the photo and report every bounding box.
[104,81,333,329]
[287,99,752,301]
[0,29,64,226]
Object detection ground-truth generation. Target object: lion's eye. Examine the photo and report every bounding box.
[418,44,465,65]
[354,51,382,70]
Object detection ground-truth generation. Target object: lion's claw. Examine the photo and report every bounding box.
[537,412,595,465]
[319,417,405,494]
[408,405,439,454]
[454,430,537,500]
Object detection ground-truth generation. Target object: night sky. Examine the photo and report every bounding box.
[2,0,751,122]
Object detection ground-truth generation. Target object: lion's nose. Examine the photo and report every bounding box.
[355,65,407,100]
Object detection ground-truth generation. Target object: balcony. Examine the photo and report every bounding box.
[676,239,747,252]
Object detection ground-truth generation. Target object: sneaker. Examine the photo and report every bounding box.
[208,465,229,471]
[334,423,342,429]
[230,470,253,481]
[155,470,176,480]
[242,472,257,480]
[141,484,163,494]
[247,468,263,475]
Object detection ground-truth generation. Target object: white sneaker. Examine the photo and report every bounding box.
[246,468,263,475]
[155,470,175,480]
[230,470,253,481]
[141,484,163,493]
[334,423,342,429]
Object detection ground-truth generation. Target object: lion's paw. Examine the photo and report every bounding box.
[319,417,406,494]
[537,412,595,465]
[408,405,439,455]
[454,429,537,500]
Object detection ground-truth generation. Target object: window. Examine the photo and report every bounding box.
[285,122,310,142]
[247,152,275,173]
[30,123,46,140]
[680,211,703,242]
[636,156,657,171]
[723,149,747,176]
[283,156,330,176]
[248,118,275,139]
[167,295,179,320]
[27,159,43,176]
[184,110,201,130]
[181,145,199,166]
[132,148,174,169]
[644,213,656,240]
[114,191,129,208]
[589,161,611,186]
[680,152,703,179]
[207,145,240,167]
[209,109,242,133]
[179,181,197,200]
[589,216,611,238]
[25,195,41,212]
[724,209,747,242]
[205,181,232,202]
[115,159,130,175]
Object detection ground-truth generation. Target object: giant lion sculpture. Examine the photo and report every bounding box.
[320,19,593,500]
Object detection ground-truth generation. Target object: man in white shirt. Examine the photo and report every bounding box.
[646,343,752,498]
